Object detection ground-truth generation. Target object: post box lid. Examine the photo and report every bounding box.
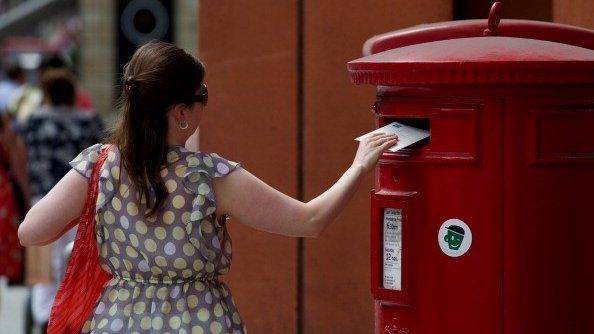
[348,36,594,85]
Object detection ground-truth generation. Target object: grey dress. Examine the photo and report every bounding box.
[70,144,245,333]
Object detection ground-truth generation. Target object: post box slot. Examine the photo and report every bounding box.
[377,99,482,164]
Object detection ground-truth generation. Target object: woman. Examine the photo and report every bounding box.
[19,67,103,331]
[18,41,397,333]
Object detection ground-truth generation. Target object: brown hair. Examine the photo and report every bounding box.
[108,41,205,217]
[41,68,76,106]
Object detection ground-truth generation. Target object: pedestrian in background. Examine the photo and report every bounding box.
[19,67,103,332]
[18,41,397,333]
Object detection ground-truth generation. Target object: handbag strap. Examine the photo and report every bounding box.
[47,144,113,334]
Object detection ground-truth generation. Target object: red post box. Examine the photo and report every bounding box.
[348,4,594,334]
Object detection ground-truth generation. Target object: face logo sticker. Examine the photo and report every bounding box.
[438,219,472,257]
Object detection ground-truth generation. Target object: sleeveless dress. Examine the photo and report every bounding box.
[70,144,246,333]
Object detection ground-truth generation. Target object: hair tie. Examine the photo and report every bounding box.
[124,76,135,93]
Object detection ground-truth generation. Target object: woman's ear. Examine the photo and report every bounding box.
[170,103,188,122]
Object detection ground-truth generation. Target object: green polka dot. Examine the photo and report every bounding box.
[126,246,138,258]
[165,179,177,192]
[110,243,120,254]
[191,326,204,334]
[163,211,175,224]
[123,259,133,270]
[135,221,147,234]
[140,316,151,330]
[107,151,116,162]
[119,184,130,197]
[167,151,179,162]
[172,226,185,240]
[129,234,139,247]
[232,312,241,324]
[175,165,187,177]
[205,262,215,273]
[97,318,108,329]
[127,202,139,216]
[182,269,193,278]
[160,168,169,178]
[176,299,187,312]
[155,227,167,240]
[187,156,200,166]
[145,286,156,298]
[109,257,120,269]
[174,258,187,269]
[182,212,191,223]
[118,289,130,301]
[108,303,118,316]
[189,173,200,183]
[182,310,191,323]
[111,166,120,179]
[105,180,114,192]
[157,287,169,300]
[108,289,118,302]
[123,303,132,317]
[133,302,146,314]
[214,302,224,317]
[197,308,210,322]
[183,243,195,256]
[103,210,116,224]
[96,191,105,206]
[173,195,185,208]
[200,221,213,234]
[169,316,182,329]
[204,156,214,167]
[151,266,162,275]
[89,150,99,162]
[187,295,199,309]
[114,229,126,242]
[197,183,210,195]
[193,259,204,271]
[210,321,222,334]
[144,239,157,252]
[111,197,122,211]
[194,282,205,292]
[161,300,172,313]
[155,256,167,267]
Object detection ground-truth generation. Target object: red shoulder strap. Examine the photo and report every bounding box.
[47,144,113,334]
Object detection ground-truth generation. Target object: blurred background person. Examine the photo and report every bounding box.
[0,61,26,114]
[19,68,102,332]
[0,112,27,286]
[8,55,94,126]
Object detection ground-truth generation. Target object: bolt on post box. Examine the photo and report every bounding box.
[348,2,594,333]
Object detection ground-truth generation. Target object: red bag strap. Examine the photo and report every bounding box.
[47,144,113,334]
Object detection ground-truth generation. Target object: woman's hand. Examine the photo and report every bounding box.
[352,133,398,174]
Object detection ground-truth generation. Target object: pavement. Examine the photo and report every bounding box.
[0,277,28,334]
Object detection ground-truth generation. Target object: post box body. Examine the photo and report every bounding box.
[349,20,594,334]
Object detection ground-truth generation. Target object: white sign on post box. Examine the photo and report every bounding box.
[383,208,402,290]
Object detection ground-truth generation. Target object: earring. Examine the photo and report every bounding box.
[179,120,189,130]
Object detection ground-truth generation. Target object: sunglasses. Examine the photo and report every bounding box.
[191,84,208,106]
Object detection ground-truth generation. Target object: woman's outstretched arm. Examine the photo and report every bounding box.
[214,133,398,237]
[18,170,87,246]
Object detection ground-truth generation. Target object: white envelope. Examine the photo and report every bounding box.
[355,121,430,152]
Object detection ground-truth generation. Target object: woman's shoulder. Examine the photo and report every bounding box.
[69,143,116,179]
[168,146,240,179]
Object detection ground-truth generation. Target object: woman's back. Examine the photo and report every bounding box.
[71,143,245,333]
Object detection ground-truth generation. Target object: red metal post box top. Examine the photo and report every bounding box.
[348,20,594,86]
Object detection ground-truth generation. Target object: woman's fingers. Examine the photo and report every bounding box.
[369,134,398,146]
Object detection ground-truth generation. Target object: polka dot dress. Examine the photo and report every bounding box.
[70,144,245,333]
